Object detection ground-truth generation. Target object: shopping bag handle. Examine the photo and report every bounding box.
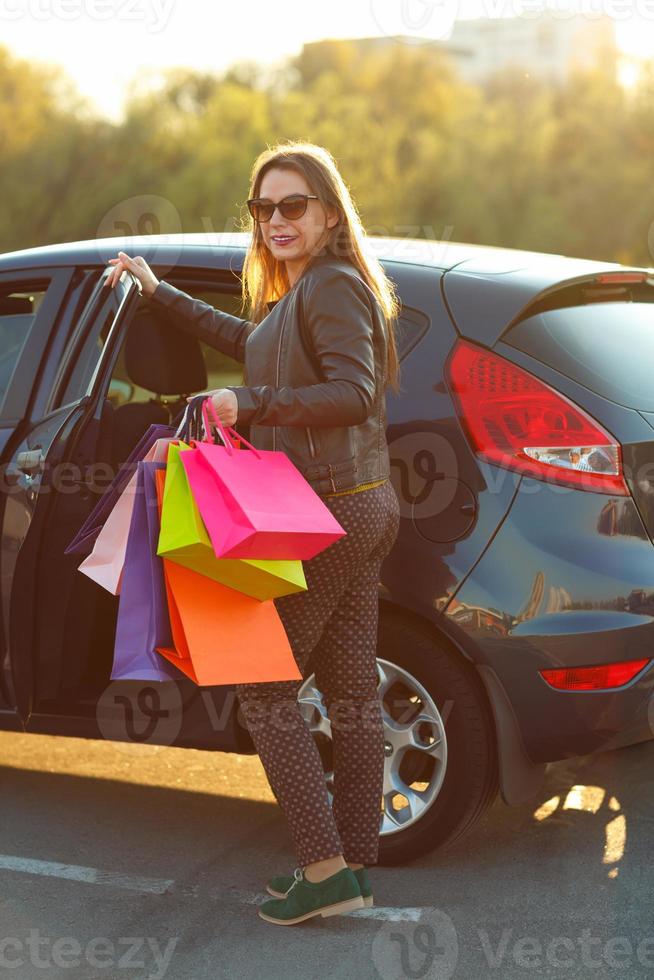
[201,397,263,459]
[178,393,227,443]
[174,397,204,440]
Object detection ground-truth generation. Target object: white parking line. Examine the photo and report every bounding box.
[0,854,174,894]
[347,907,434,921]
[0,854,430,921]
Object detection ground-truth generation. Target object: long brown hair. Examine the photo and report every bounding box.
[238,140,401,394]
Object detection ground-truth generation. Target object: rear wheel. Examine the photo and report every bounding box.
[299,611,499,864]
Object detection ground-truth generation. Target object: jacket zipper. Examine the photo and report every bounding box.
[273,298,316,459]
[273,315,286,452]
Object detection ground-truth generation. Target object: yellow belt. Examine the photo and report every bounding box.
[323,478,388,498]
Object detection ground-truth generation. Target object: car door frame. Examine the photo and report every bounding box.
[13,259,257,750]
[0,265,80,727]
[2,267,142,726]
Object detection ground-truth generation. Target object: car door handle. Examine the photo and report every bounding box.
[16,449,44,476]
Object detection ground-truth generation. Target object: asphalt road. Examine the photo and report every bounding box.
[0,731,652,980]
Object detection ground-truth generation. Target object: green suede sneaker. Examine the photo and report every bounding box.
[258,866,364,925]
[267,866,373,908]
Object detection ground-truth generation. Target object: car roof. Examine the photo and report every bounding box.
[1,231,645,278]
[2,233,651,346]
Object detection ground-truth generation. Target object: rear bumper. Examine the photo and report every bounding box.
[477,645,654,764]
[445,477,654,764]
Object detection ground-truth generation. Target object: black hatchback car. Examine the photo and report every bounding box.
[2,233,653,864]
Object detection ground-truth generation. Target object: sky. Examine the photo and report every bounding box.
[2,0,653,122]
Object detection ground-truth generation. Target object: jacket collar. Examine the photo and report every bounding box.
[265,252,352,310]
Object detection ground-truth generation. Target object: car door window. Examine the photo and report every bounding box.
[55,278,132,409]
[81,282,246,470]
[0,269,75,422]
[105,286,245,416]
[0,288,47,412]
[395,305,430,360]
[192,289,245,388]
[0,280,57,419]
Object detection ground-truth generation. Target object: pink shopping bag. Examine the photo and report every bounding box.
[180,398,346,561]
[78,435,177,594]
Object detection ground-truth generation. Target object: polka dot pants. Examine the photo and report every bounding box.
[234,479,400,868]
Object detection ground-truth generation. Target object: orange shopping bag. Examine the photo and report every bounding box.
[153,470,301,686]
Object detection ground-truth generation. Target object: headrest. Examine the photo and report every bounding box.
[124,309,207,395]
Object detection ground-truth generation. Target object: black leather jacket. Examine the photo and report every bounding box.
[146,251,391,496]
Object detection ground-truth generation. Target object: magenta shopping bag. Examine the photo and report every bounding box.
[111,460,185,682]
[181,398,346,560]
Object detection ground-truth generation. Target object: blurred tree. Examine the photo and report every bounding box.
[1,38,653,271]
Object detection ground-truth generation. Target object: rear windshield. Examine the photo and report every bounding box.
[503,301,654,411]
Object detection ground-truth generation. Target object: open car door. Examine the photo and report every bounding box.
[2,267,141,726]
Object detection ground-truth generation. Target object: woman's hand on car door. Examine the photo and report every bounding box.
[105,251,160,297]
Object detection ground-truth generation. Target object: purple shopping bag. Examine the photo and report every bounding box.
[111,460,186,682]
[65,423,176,556]
[65,398,205,556]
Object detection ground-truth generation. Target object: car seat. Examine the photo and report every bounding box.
[109,307,208,469]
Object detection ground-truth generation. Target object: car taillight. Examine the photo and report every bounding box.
[540,658,650,691]
[595,272,650,284]
[446,339,629,495]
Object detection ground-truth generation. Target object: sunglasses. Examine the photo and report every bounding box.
[246,193,319,223]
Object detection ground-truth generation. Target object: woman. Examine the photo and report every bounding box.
[106,140,402,925]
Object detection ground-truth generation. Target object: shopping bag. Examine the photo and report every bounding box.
[153,469,302,686]
[181,398,346,560]
[76,432,181,594]
[77,474,137,594]
[65,424,175,556]
[158,442,307,600]
[110,460,186,682]
[65,398,201,556]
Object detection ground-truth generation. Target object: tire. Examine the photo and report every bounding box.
[374,611,499,865]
